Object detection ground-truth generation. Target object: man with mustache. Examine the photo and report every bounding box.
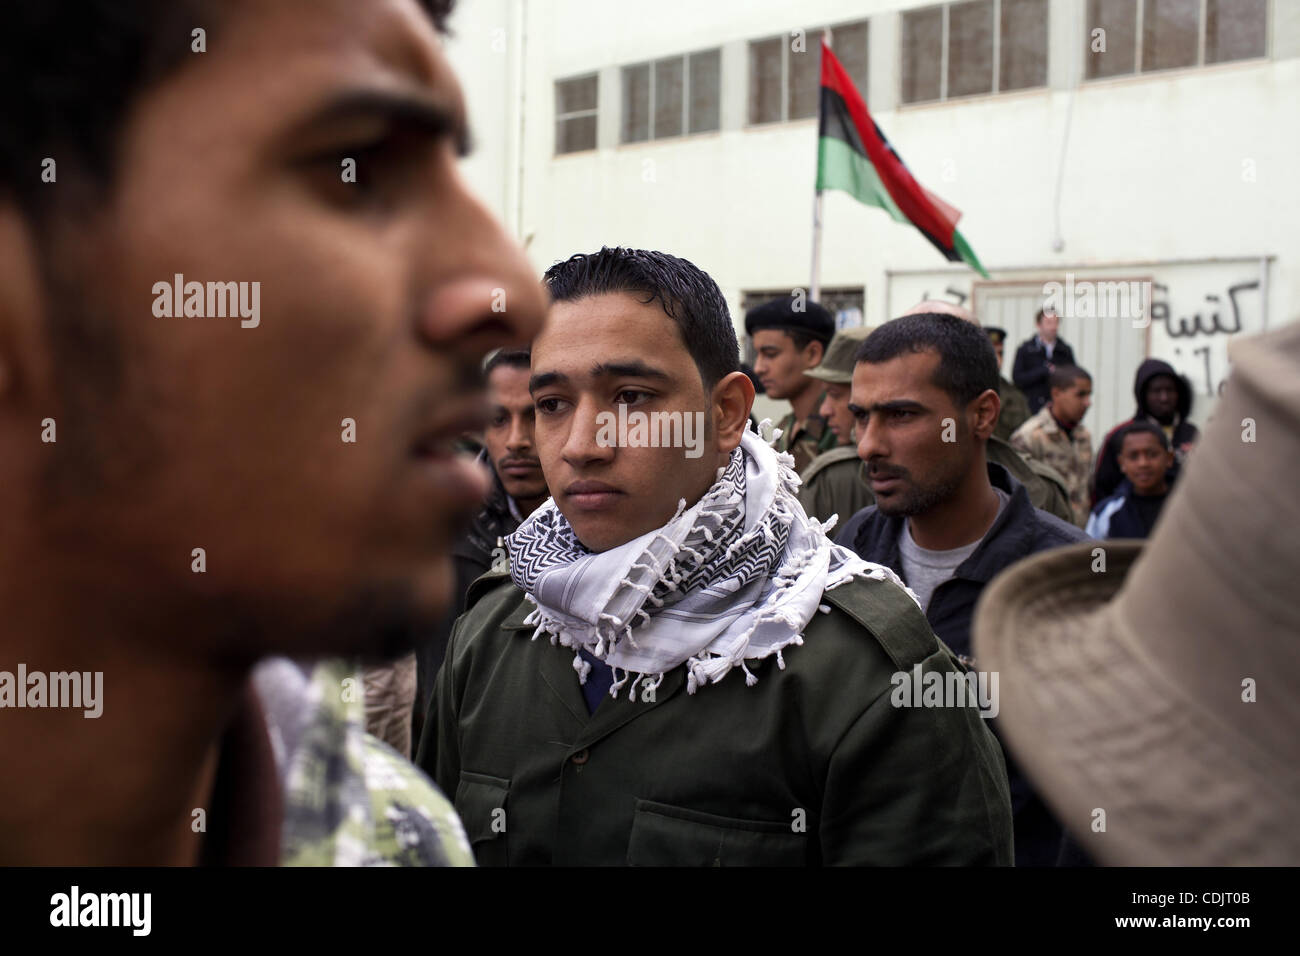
[0,0,546,864]
[418,247,1012,866]
[835,312,1087,866]
[413,347,550,745]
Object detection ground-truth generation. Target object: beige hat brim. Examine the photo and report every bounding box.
[804,367,851,384]
[973,539,1300,865]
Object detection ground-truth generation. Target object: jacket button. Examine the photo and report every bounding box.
[570,748,590,765]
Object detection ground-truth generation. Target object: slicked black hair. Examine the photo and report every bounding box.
[543,247,740,390]
[1117,420,1171,452]
[0,0,456,219]
[1050,364,1091,391]
[854,312,1000,408]
[484,347,531,376]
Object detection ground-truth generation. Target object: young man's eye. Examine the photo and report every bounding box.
[614,389,652,406]
[536,397,568,415]
[489,414,508,429]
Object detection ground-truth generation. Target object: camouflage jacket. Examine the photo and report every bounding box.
[254,657,474,866]
[775,411,838,475]
[797,445,875,530]
[1010,406,1094,528]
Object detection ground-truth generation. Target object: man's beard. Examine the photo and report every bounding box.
[870,454,969,519]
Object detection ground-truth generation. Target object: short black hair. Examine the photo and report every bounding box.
[484,347,531,376]
[543,247,739,390]
[1117,420,1170,453]
[1035,307,1057,325]
[0,0,456,219]
[1050,364,1091,391]
[854,312,999,408]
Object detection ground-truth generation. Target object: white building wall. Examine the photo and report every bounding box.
[446,0,1299,439]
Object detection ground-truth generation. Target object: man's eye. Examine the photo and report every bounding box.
[489,414,508,428]
[536,398,567,415]
[614,389,652,406]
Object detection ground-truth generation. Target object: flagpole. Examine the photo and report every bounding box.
[810,190,823,303]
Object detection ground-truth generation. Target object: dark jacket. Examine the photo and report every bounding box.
[1086,479,1168,540]
[835,462,1088,867]
[413,454,523,749]
[1012,335,1077,414]
[419,570,1014,866]
[1092,358,1199,505]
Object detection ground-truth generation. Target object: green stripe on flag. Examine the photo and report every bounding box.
[816,136,907,225]
[953,229,991,280]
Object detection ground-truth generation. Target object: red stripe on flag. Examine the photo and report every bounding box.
[819,40,961,249]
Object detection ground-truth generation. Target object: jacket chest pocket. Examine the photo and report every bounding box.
[627,798,809,867]
[454,772,510,867]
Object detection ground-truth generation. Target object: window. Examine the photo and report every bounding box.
[902,0,1047,104]
[748,20,870,126]
[621,49,720,144]
[555,74,597,154]
[1085,0,1267,79]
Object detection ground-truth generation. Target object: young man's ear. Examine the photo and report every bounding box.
[711,370,756,453]
[970,387,1001,441]
[802,339,825,370]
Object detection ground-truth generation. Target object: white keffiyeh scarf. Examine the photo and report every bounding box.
[506,423,914,698]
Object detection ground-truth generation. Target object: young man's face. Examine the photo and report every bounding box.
[485,364,546,506]
[2,0,546,658]
[1051,375,1093,427]
[1145,374,1181,421]
[850,351,982,518]
[1119,432,1173,495]
[530,292,740,553]
[1037,310,1060,342]
[818,382,856,445]
[752,330,822,401]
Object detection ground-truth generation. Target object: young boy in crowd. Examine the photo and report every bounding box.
[1086,422,1175,539]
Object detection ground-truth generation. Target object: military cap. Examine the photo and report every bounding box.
[806,325,874,383]
[984,326,1008,346]
[744,297,835,343]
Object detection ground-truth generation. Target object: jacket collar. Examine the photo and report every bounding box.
[852,462,1038,588]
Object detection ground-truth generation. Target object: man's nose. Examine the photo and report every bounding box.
[818,394,834,420]
[856,416,886,462]
[415,178,547,361]
[506,416,533,452]
[561,397,615,467]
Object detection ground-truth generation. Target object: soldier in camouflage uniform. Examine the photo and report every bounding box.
[257,658,474,866]
[798,326,875,526]
[985,327,1031,442]
[746,297,838,473]
[1010,365,1095,527]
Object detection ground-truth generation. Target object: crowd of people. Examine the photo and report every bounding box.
[4,0,1295,869]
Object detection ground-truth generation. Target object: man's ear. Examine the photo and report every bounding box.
[711,370,756,454]
[802,339,825,370]
[970,387,1001,441]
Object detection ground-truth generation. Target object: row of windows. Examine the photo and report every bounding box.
[555,0,1268,154]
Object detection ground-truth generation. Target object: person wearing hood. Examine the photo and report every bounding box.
[1091,358,1200,506]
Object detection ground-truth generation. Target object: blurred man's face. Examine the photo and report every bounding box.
[4,0,546,658]
[1119,432,1173,496]
[1051,376,1093,428]
[485,364,546,506]
[818,382,855,445]
[850,351,976,518]
[1145,374,1180,421]
[531,293,733,553]
[992,340,1005,367]
[752,330,822,401]
[1037,311,1060,341]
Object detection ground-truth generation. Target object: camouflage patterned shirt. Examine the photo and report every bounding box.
[254,657,474,866]
[1009,406,1094,528]
[774,411,838,475]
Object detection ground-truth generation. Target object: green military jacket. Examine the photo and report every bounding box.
[774,411,837,475]
[419,571,1013,866]
[797,445,875,529]
[987,434,1074,525]
[994,377,1031,444]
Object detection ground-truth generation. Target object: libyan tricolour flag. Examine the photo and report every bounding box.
[816,38,990,279]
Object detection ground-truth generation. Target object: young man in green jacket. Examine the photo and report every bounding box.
[418,247,1013,866]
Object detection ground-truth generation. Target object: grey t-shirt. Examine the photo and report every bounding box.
[899,490,1009,612]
